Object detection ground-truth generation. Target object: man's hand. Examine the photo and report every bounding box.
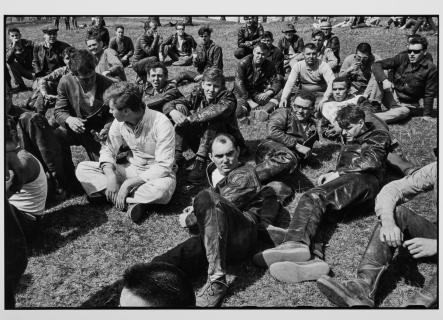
[169,109,188,125]
[105,173,120,204]
[66,116,86,133]
[44,94,57,102]
[121,56,128,63]
[245,41,252,47]
[115,182,130,210]
[159,52,165,62]
[102,70,111,77]
[256,91,272,103]
[380,220,403,247]
[317,171,340,185]
[179,205,194,227]
[295,144,312,159]
[346,61,360,74]
[403,238,437,259]
[382,79,394,91]
[279,98,288,108]
[193,74,203,82]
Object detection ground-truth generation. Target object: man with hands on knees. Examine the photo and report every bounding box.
[317,160,437,308]
[75,82,176,224]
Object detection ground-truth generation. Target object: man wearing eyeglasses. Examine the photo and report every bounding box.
[160,22,197,66]
[371,36,437,123]
[53,49,114,194]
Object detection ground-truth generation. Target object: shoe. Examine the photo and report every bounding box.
[252,241,311,268]
[86,193,107,205]
[196,276,228,307]
[251,108,269,122]
[316,275,374,307]
[126,203,150,224]
[187,158,207,185]
[270,258,330,283]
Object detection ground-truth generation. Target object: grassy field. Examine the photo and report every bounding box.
[8,16,438,308]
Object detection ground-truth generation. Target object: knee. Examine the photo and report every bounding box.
[194,190,219,212]
[19,111,48,129]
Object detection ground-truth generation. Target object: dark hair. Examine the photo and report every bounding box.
[303,43,318,52]
[62,46,77,58]
[146,61,168,78]
[86,26,103,43]
[198,25,213,36]
[336,106,365,129]
[327,36,340,47]
[115,24,124,31]
[295,90,316,106]
[103,82,144,112]
[8,28,20,34]
[202,67,225,88]
[176,22,185,29]
[311,30,325,39]
[409,35,428,51]
[333,76,351,90]
[356,42,372,55]
[262,31,273,40]
[70,49,96,75]
[254,42,270,52]
[210,133,239,152]
[122,262,195,307]
[144,19,158,30]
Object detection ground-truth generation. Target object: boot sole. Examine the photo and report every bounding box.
[270,261,330,283]
[316,276,373,308]
[253,246,311,268]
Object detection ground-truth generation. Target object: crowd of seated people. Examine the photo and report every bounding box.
[5,15,438,309]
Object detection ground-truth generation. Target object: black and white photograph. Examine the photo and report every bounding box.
[2,1,440,313]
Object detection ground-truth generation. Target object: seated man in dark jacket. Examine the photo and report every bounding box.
[234,16,264,59]
[109,25,134,67]
[54,49,114,193]
[277,23,304,70]
[140,62,183,113]
[234,43,282,121]
[261,31,285,81]
[6,27,34,92]
[32,24,71,78]
[254,106,392,284]
[132,20,161,82]
[152,133,296,307]
[370,36,437,123]
[164,68,246,185]
[160,22,197,66]
[173,25,223,85]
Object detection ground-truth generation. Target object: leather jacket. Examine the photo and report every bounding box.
[32,40,70,77]
[141,82,183,113]
[234,54,282,98]
[237,23,264,49]
[205,149,296,217]
[267,108,318,153]
[336,123,391,181]
[193,40,223,73]
[160,32,197,56]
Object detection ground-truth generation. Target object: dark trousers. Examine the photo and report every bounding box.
[173,70,200,85]
[54,126,101,190]
[410,17,437,34]
[7,61,33,88]
[5,202,28,309]
[132,56,159,81]
[285,173,381,246]
[234,47,253,60]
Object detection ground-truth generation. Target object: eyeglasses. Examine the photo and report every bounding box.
[293,104,311,110]
[407,49,423,54]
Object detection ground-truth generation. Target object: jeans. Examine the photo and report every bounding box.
[173,70,200,85]
[234,47,253,60]
[284,172,381,246]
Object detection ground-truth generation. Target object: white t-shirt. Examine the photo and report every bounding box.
[211,169,225,187]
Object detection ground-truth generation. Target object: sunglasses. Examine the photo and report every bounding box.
[407,49,422,54]
[293,104,311,110]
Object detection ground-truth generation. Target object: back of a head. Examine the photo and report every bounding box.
[356,42,372,55]
[121,262,195,307]
[70,49,96,76]
[198,25,213,36]
[104,82,144,112]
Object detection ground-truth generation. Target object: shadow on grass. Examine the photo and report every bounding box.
[26,203,109,257]
[80,279,124,308]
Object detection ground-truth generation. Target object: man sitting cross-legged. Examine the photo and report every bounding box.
[109,25,134,68]
[75,82,176,224]
[159,22,197,66]
[255,90,318,199]
[173,25,223,85]
[253,106,392,284]
[140,62,183,113]
[119,262,195,307]
[320,76,416,176]
[164,67,246,185]
[317,161,437,308]
[279,43,335,109]
[234,43,282,121]
[151,133,297,307]
[234,16,264,59]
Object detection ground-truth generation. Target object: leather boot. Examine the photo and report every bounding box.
[317,224,392,307]
[402,273,437,308]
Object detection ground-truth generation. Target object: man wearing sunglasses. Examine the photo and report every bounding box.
[53,49,114,194]
[159,22,197,66]
[371,36,437,123]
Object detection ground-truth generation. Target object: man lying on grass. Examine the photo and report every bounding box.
[317,160,437,308]
[75,82,176,224]
[151,133,296,307]
[253,106,392,284]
